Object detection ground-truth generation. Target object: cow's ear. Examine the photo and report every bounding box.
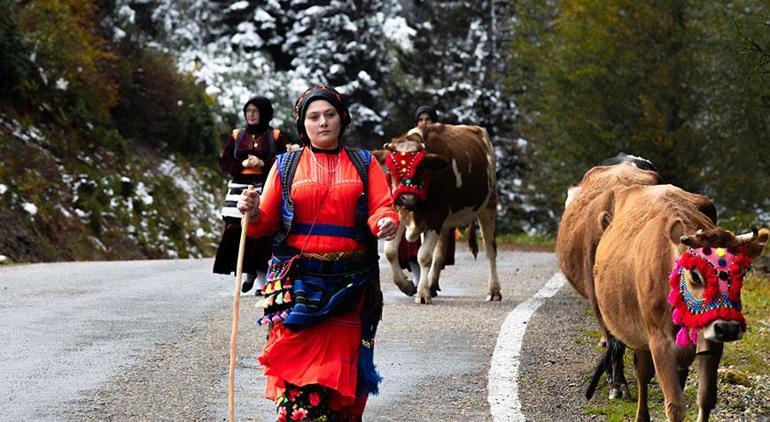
[372,149,389,165]
[420,153,449,172]
[668,218,686,245]
[597,211,612,232]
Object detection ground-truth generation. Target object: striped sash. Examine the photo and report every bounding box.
[220,180,264,219]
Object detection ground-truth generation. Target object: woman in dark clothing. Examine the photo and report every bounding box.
[395,105,455,284]
[213,96,289,292]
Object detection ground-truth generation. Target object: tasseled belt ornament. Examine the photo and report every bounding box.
[256,254,299,325]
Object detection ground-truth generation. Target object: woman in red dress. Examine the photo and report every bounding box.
[238,85,398,421]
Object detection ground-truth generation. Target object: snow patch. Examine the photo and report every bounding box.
[135,182,154,205]
[228,1,250,12]
[22,202,38,215]
[55,78,69,91]
[383,17,415,51]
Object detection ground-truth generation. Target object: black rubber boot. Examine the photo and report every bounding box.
[241,273,256,293]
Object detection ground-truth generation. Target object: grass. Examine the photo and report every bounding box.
[582,273,770,420]
[496,232,556,250]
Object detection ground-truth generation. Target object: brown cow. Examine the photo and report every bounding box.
[557,154,663,399]
[593,183,767,421]
[376,124,499,304]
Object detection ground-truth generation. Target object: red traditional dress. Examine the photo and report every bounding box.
[247,146,397,419]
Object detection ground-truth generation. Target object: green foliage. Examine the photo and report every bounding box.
[19,0,118,123]
[0,0,30,94]
[112,48,220,161]
[509,1,770,231]
[496,232,555,250]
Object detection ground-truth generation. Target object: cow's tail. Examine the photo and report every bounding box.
[585,337,624,400]
[466,221,479,259]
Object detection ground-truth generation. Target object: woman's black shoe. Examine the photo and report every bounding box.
[241,274,256,293]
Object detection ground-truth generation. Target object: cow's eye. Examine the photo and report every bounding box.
[690,270,704,286]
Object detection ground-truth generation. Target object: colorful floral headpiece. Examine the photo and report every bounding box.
[667,246,752,347]
[386,150,429,202]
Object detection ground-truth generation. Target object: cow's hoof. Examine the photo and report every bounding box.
[397,282,417,297]
[415,292,433,304]
[485,292,502,302]
[608,385,630,400]
[620,385,631,400]
[429,285,440,298]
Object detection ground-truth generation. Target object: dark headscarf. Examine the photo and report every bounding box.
[293,85,351,144]
[414,105,438,124]
[242,96,273,134]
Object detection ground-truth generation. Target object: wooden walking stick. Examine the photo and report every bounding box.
[229,185,254,421]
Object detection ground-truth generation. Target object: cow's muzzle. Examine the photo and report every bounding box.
[702,320,744,343]
[396,193,418,208]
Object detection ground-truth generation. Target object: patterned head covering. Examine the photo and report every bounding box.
[294,85,351,144]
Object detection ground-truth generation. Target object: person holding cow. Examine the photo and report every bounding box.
[379,115,500,304]
[393,105,458,286]
[392,105,438,283]
[213,96,289,293]
[237,84,398,421]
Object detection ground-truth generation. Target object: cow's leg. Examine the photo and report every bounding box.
[607,338,630,400]
[587,275,630,400]
[696,342,724,422]
[385,220,416,296]
[428,230,451,297]
[649,337,686,422]
[633,349,654,422]
[477,207,501,301]
[415,230,440,304]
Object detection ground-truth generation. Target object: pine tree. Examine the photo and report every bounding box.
[390,1,529,232]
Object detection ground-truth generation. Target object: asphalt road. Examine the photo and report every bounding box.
[0,248,600,421]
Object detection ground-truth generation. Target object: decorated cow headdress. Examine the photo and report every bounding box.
[383,129,447,206]
[668,228,766,347]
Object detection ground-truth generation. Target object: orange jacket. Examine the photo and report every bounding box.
[247,148,398,254]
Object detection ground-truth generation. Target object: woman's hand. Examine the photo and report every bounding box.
[242,155,264,168]
[376,217,397,241]
[237,189,261,221]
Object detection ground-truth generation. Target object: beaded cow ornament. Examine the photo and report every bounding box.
[667,246,752,347]
[386,150,429,202]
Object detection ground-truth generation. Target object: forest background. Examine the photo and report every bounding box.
[1,0,768,263]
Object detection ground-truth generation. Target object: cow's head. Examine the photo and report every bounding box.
[668,227,768,349]
[382,129,448,209]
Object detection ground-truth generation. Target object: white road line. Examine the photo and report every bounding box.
[487,272,567,422]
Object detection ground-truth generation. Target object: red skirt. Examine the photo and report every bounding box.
[259,309,365,413]
[397,237,420,269]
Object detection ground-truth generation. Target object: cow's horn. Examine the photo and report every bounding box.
[731,225,759,247]
[383,142,394,151]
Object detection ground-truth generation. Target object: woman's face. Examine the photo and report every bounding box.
[245,104,260,126]
[417,112,433,128]
[304,100,341,149]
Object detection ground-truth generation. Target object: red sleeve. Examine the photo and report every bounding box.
[246,163,282,238]
[366,158,399,236]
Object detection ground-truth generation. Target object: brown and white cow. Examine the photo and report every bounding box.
[557,154,663,399]
[593,183,767,421]
[376,124,499,304]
